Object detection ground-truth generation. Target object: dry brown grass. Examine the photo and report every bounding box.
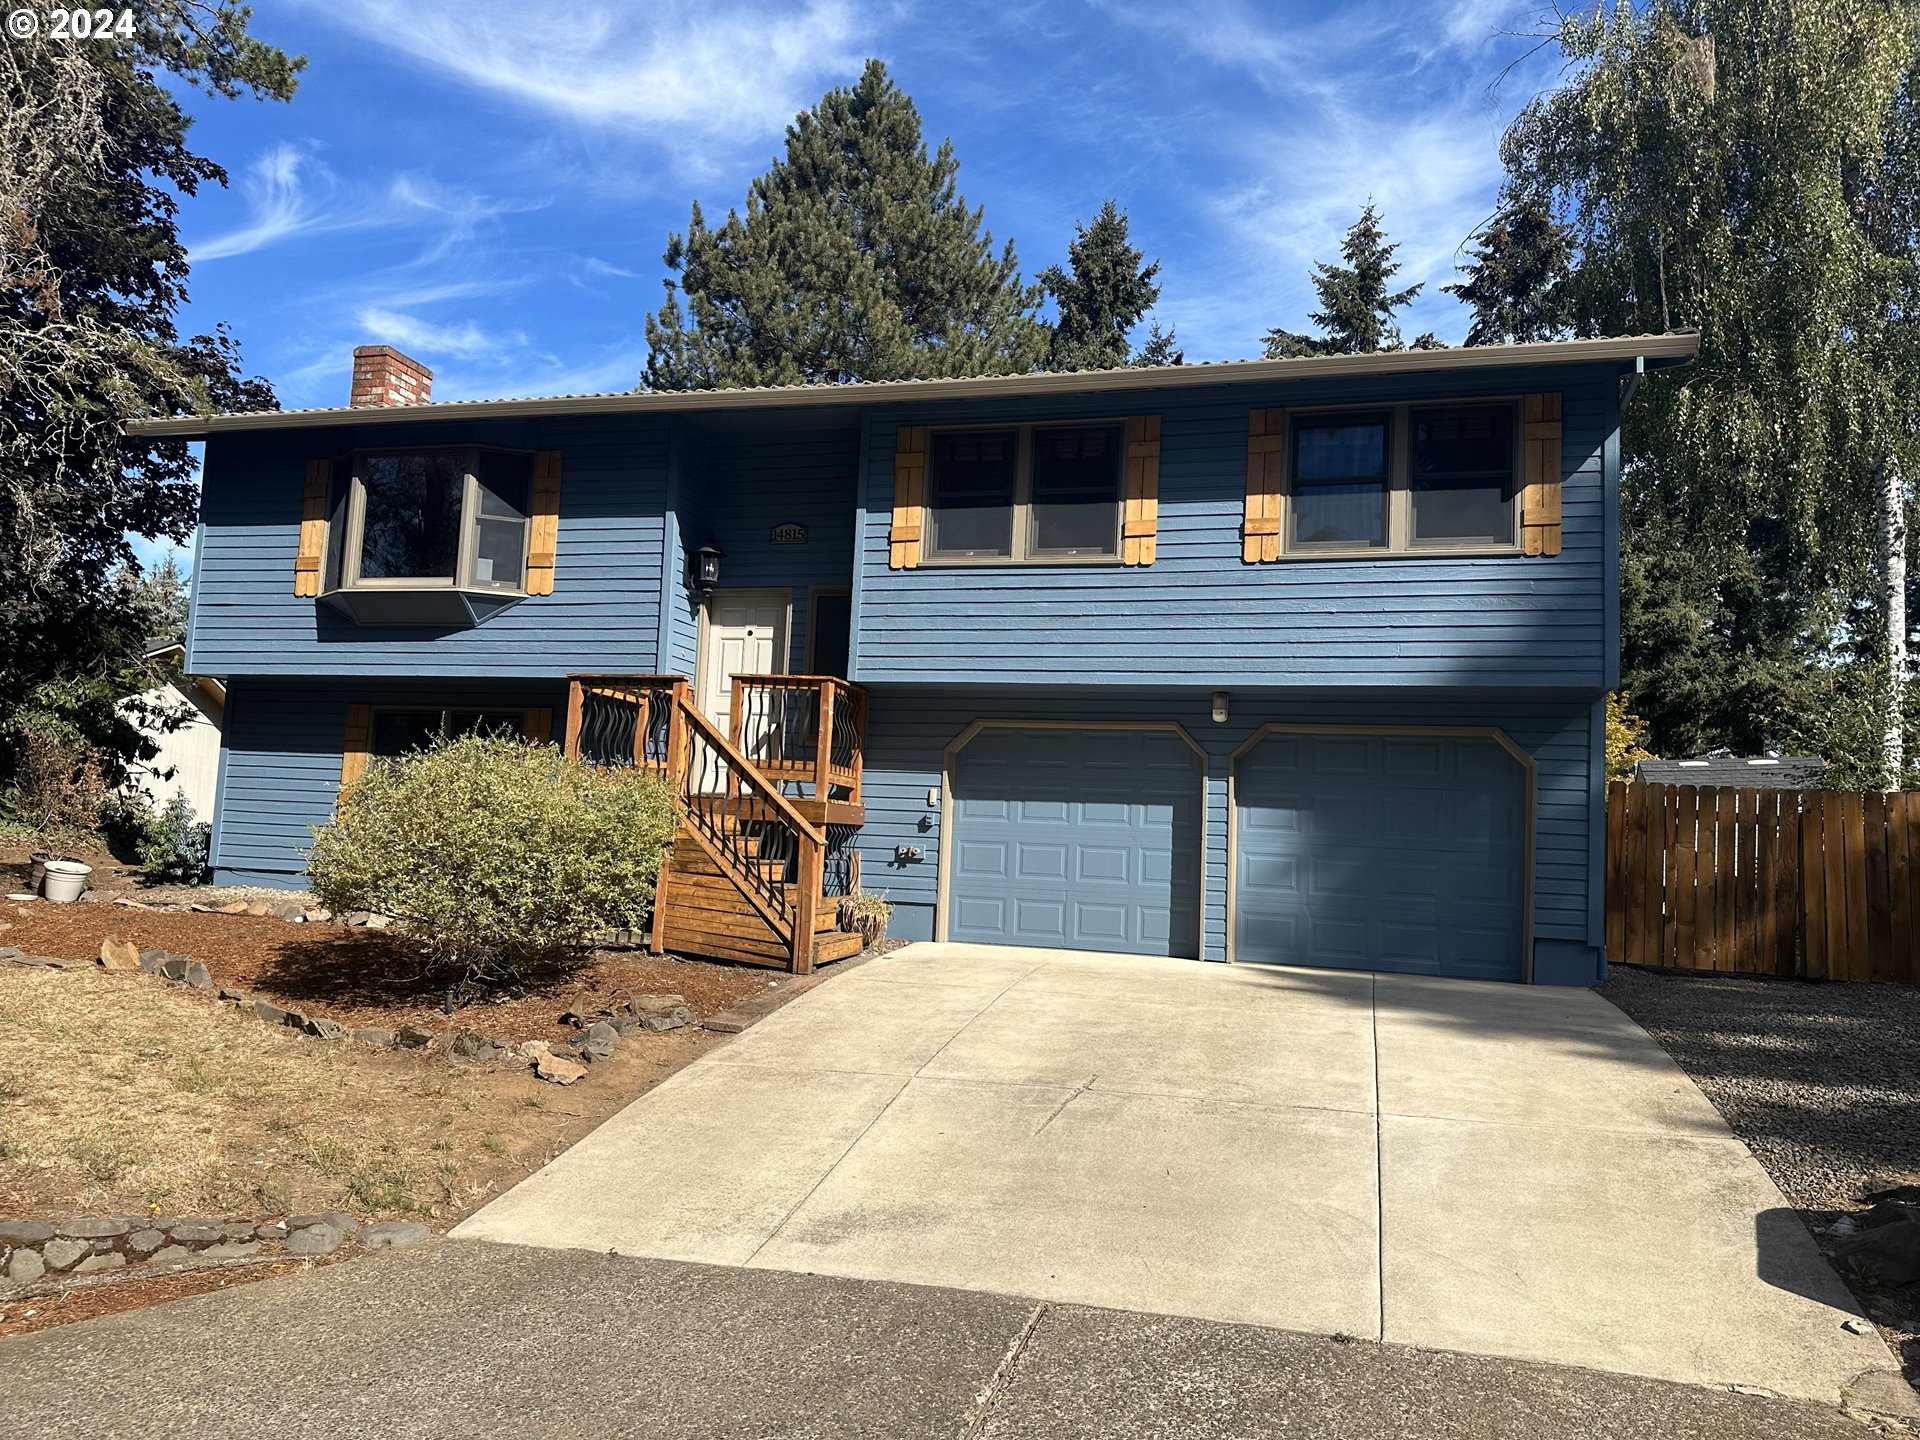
[0,965,716,1221]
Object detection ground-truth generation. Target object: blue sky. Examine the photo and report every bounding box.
[149,0,1564,565]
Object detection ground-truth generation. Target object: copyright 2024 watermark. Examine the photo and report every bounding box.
[8,7,138,40]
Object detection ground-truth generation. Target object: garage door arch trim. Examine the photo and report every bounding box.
[1226,723,1536,979]
[938,719,1209,957]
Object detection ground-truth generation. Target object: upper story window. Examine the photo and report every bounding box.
[925,423,1124,564]
[327,448,532,594]
[1285,402,1519,556]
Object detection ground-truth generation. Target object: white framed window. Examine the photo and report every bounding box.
[924,422,1125,564]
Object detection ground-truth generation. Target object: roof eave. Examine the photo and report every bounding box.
[126,332,1700,440]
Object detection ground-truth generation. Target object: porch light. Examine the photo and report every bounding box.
[1211,692,1230,724]
[690,538,725,598]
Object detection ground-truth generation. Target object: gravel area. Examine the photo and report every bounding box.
[1601,964,1920,1401]
[1599,966,1920,1212]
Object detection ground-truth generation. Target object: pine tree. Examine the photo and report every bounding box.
[1038,200,1162,372]
[1444,190,1575,345]
[1132,321,1184,367]
[1264,203,1423,358]
[643,60,1049,389]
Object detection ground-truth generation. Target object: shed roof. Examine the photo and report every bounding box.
[1634,756,1829,789]
[126,332,1699,440]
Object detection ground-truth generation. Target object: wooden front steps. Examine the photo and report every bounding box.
[656,840,864,970]
[567,672,869,975]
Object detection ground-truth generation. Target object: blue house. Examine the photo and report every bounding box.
[136,333,1696,984]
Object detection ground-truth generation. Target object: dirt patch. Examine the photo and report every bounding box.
[0,898,776,1040]
[0,1256,335,1341]
[0,960,744,1223]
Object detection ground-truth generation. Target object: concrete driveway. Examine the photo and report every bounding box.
[455,943,1900,1409]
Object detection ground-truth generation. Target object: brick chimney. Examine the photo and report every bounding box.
[349,345,433,408]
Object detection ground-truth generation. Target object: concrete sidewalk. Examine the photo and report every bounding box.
[0,1243,1884,1438]
[453,943,1904,1410]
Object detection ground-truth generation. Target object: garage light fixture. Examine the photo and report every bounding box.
[1211,692,1229,724]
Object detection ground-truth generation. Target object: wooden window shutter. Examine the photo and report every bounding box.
[889,426,927,569]
[1122,416,1161,566]
[1522,394,1563,556]
[1244,409,1285,563]
[523,708,552,746]
[527,450,562,595]
[295,459,330,596]
[341,705,372,789]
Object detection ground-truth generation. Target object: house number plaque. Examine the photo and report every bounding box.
[770,523,808,545]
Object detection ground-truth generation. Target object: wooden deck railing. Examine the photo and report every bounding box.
[563,673,858,973]
[728,674,866,803]
[1606,781,1920,983]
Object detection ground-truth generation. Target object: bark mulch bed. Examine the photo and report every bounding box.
[0,1255,337,1341]
[0,898,777,1040]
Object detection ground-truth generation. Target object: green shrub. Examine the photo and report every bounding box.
[137,789,211,884]
[306,735,679,986]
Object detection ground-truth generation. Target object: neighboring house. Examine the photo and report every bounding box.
[132,333,1697,985]
[1634,755,1828,789]
[120,639,225,820]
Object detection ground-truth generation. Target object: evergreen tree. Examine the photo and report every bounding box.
[1264,203,1423,358]
[1132,321,1184,367]
[1039,199,1162,372]
[1445,189,1575,345]
[643,60,1049,389]
[1500,1,1920,784]
[2,5,294,793]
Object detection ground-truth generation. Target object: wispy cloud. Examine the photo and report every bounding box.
[351,307,527,361]
[192,144,328,261]
[311,0,872,154]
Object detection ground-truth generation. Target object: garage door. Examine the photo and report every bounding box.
[949,728,1202,957]
[1234,731,1527,980]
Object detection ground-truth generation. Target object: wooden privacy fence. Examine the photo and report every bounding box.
[1606,782,1920,983]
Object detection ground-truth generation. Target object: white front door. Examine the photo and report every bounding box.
[698,590,788,742]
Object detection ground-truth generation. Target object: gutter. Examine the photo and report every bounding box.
[126,332,1702,440]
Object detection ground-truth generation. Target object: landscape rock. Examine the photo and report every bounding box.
[218,986,248,1004]
[138,947,169,967]
[395,1023,435,1049]
[448,1029,489,1061]
[254,1221,288,1242]
[252,998,289,1025]
[6,1248,45,1285]
[40,1239,88,1272]
[274,904,306,921]
[305,908,333,923]
[126,1228,166,1257]
[286,1223,343,1256]
[282,1009,310,1031]
[183,961,214,990]
[320,1210,359,1232]
[633,993,689,1017]
[148,1244,195,1267]
[341,911,373,927]
[639,1008,692,1033]
[202,1241,261,1260]
[360,1220,428,1249]
[167,1222,222,1249]
[56,1216,129,1240]
[215,901,250,915]
[518,1039,551,1059]
[286,1214,324,1229]
[97,937,141,970]
[1832,1216,1920,1289]
[74,1252,127,1273]
[157,955,190,982]
[364,914,393,930]
[0,1219,55,1246]
[352,1027,395,1047]
[219,1220,257,1240]
[535,1050,587,1085]
[301,1016,346,1041]
[245,901,275,917]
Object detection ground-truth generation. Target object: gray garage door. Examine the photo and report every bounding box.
[1234,731,1527,980]
[949,728,1202,957]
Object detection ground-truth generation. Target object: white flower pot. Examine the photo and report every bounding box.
[41,860,91,903]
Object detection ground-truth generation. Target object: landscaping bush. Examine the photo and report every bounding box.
[2,731,114,834]
[306,736,679,986]
[137,789,212,885]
